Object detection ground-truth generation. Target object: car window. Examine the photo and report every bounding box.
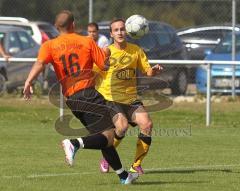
[149,23,163,31]
[130,33,156,50]
[181,29,224,41]
[0,32,5,43]
[0,24,34,36]
[9,32,21,50]
[165,25,177,41]
[38,24,59,38]
[148,23,171,46]
[17,26,34,36]
[17,31,35,50]
[214,32,240,53]
[154,28,171,46]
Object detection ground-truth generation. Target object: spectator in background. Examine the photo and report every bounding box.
[87,22,110,48]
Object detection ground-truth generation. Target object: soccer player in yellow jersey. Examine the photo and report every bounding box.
[95,18,162,175]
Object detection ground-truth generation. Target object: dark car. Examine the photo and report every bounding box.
[0,26,40,93]
[177,24,240,60]
[98,21,189,95]
[33,21,59,39]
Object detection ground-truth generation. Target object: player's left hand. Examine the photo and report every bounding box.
[23,81,33,100]
[152,64,163,73]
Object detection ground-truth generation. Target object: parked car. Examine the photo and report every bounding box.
[0,16,29,23]
[0,26,40,93]
[196,31,240,94]
[177,24,240,82]
[33,21,59,39]
[0,17,58,44]
[98,21,189,95]
[177,24,240,60]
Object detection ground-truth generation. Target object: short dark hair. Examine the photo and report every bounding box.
[87,22,99,31]
[109,18,125,32]
[55,10,74,30]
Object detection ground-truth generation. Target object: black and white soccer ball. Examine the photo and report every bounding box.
[125,15,149,39]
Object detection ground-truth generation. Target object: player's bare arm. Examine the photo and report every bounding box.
[102,47,111,70]
[23,60,45,100]
[0,43,11,61]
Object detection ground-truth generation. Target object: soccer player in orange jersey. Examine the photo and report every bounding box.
[23,10,138,184]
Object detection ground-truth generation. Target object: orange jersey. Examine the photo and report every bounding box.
[37,33,106,97]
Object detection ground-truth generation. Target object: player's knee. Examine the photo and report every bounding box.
[140,120,153,135]
[120,120,129,132]
[117,122,128,136]
[114,115,129,137]
[115,125,128,138]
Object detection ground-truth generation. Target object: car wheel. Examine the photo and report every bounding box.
[0,72,6,95]
[7,87,18,94]
[171,70,188,95]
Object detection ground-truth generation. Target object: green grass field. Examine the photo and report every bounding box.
[0,97,240,191]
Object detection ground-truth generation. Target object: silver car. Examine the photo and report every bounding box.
[0,25,39,93]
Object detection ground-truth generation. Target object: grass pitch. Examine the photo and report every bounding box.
[0,98,240,191]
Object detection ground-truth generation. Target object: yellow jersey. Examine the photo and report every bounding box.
[95,42,151,104]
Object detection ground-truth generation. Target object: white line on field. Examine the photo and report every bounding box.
[28,171,95,178]
[2,164,240,179]
[2,171,95,179]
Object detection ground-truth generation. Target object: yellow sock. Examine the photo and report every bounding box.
[113,137,122,148]
[132,137,151,167]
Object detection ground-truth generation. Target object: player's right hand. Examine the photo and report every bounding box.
[102,47,111,58]
[3,54,11,62]
[102,47,111,71]
[23,81,33,100]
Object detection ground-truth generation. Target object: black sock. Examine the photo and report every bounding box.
[101,146,128,180]
[70,134,108,150]
[81,133,108,149]
[70,139,80,149]
[139,133,152,145]
[118,171,128,180]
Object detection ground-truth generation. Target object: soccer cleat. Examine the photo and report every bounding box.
[61,139,78,166]
[120,172,139,184]
[100,158,109,173]
[129,165,144,175]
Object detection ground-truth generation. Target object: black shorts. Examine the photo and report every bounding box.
[106,100,143,127]
[66,88,115,134]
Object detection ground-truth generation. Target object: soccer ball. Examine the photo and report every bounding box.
[125,15,149,39]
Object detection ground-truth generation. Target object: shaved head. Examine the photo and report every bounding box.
[55,10,74,31]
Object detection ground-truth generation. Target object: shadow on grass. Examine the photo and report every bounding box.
[100,167,235,186]
[145,168,233,174]
[134,180,209,185]
[104,167,234,175]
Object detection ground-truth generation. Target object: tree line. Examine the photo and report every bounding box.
[0,0,239,30]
